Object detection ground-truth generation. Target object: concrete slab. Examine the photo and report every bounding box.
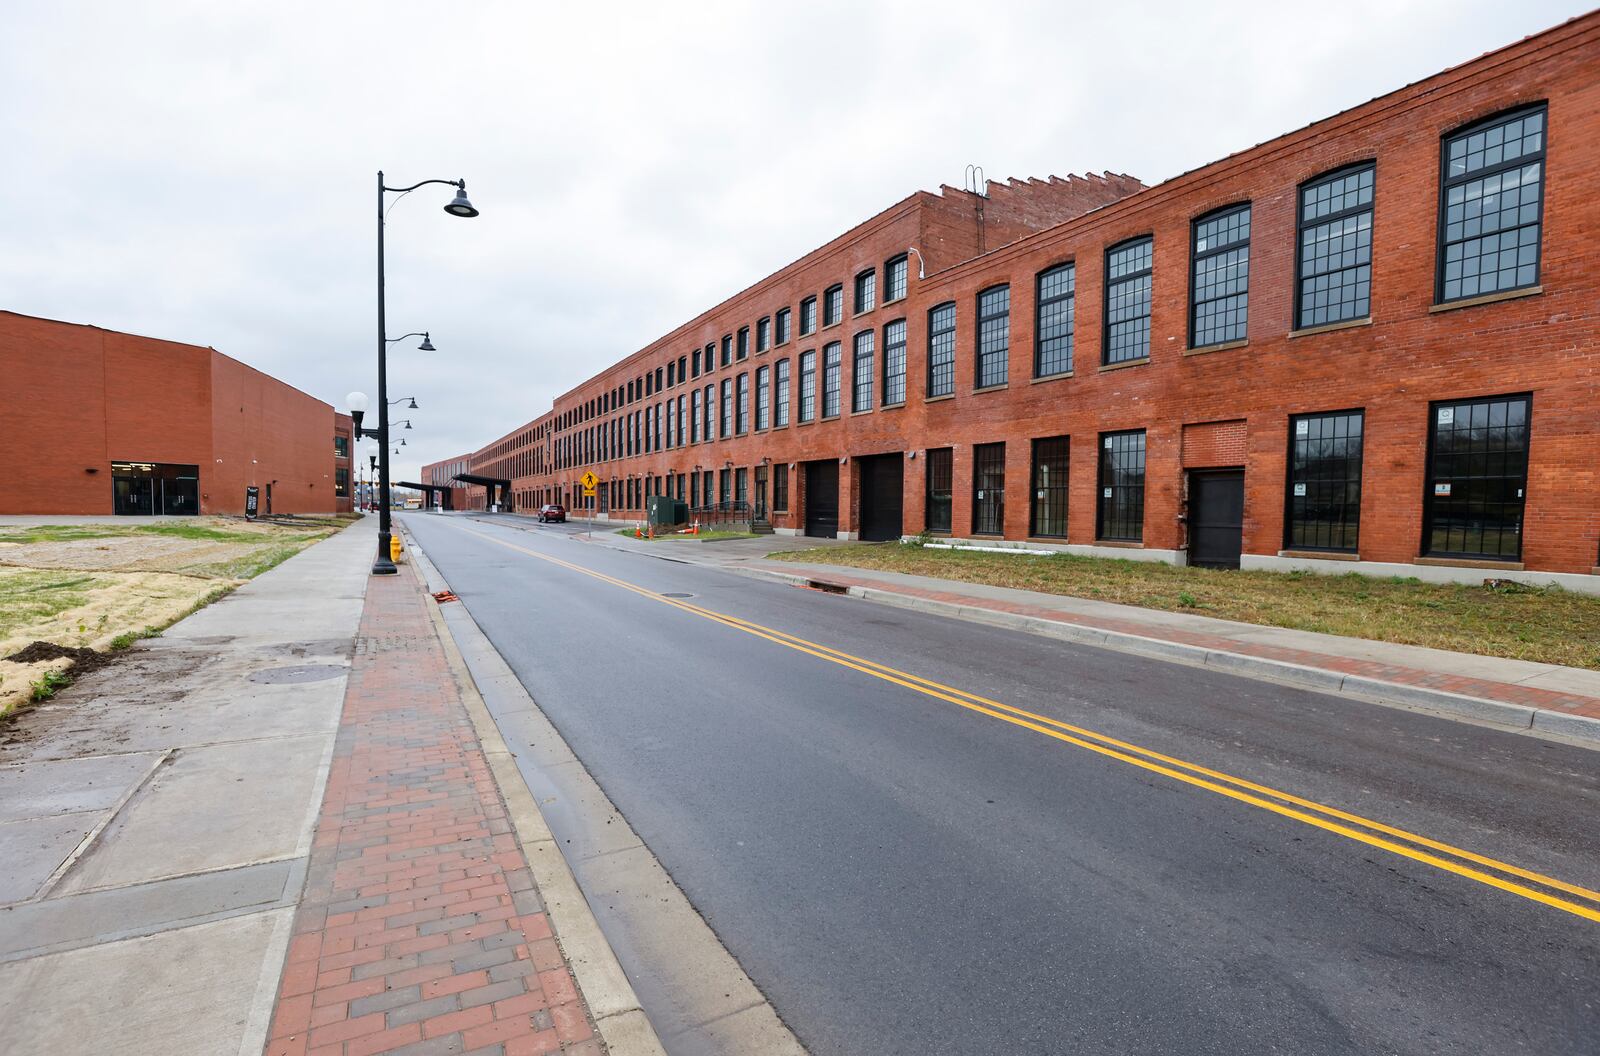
[55,734,330,893]
[0,752,158,822]
[0,815,91,903]
[0,908,290,1056]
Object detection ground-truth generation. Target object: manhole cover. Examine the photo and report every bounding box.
[660,592,695,599]
[249,664,348,685]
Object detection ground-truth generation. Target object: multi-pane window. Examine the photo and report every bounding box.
[736,372,750,434]
[1097,430,1146,541]
[334,435,349,458]
[882,319,907,406]
[655,367,663,392]
[757,317,770,352]
[822,342,842,417]
[854,269,876,314]
[773,463,789,511]
[823,284,843,326]
[799,351,817,422]
[976,285,1010,388]
[720,378,733,438]
[775,358,791,427]
[1035,264,1075,377]
[972,442,1005,535]
[703,384,714,440]
[1297,163,1375,328]
[928,302,956,398]
[852,331,875,412]
[776,307,791,345]
[667,361,675,388]
[885,254,908,302]
[1031,437,1069,538]
[690,350,700,378]
[1105,238,1153,364]
[666,398,676,448]
[653,402,662,449]
[755,366,770,430]
[925,448,953,533]
[719,468,731,505]
[1286,411,1364,552]
[703,344,715,374]
[1438,106,1545,303]
[1424,394,1530,560]
[1191,204,1251,347]
[690,388,701,443]
[335,467,349,496]
[799,296,816,336]
[737,326,750,360]
[735,467,747,504]
[720,335,733,368]
[678,355,687,382]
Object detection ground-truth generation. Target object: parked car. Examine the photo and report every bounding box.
[538,503,566,524]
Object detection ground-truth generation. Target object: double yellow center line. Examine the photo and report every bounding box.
[460,522,1600,924]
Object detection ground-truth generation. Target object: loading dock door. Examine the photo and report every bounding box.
[858,454,904,541]
[1188,469,1245,569]
[804,460,839,538]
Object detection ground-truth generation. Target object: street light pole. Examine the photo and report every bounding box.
[370,171,478,575]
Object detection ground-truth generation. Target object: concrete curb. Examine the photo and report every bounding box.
[723,563,1600,747]
[401,531,670,1056]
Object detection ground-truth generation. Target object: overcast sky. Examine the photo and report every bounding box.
[3,0,1586,481]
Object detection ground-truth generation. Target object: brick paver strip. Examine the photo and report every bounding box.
[264,561,602,1056]
[762,565,1600,722]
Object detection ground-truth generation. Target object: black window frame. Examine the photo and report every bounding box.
[927,301,956,398]
[775,307,792,345]
[1189,202,1251,348]
[1422,392,1532,561]
[1436,103,1548,305]
[851,329,874,413]
[823,284,844,327]
[775,357,791,427]
[972,442,1006,536]
[737,326,750,361]
[1030,436,1070,539]
[1096,429,1146,542]
[757,316,771,352]
[854,269,876,314]
[798,350,817,422]
[736,371,750,434]
[799,296,816,336]
[1034,262,1075,378]
[925,447,953,533]
[884,254,909,303]
[975,284,1010,389]
[755,364,770,430]
[882,318,907,406]
[720,334,733,368]
[821,341,842,418]
[773,463,789,512]
[1103,236,1153,365]
[720,378,733,438]
[1285,409,1364,554]
[1294,161,1376,330]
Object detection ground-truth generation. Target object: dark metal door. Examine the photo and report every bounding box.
[1188,469,1244,569]
[858,454,904,541]
[805,460,839,538]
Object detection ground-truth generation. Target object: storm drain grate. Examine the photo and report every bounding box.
[807,580,849,595]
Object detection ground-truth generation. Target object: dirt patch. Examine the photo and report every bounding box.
[5,640,120,677]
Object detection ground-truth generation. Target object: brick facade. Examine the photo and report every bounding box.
[429,14,1600,586]
[1,311,352,516]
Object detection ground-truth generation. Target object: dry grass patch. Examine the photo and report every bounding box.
[772,543,1600,670]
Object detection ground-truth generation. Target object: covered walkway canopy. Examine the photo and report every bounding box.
[452,472,514,511]
[395,481,455,511]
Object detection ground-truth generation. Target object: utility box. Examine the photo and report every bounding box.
[648,496,687,528]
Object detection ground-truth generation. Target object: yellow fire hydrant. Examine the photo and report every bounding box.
[389,533,404,563]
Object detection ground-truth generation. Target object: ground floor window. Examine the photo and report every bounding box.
[719,468,731,505]
[925,448,952,533]
[972,442,1005,535]
[112,461,199,516]
[335,468,349,497]
[773,463,789,512]
[1424,394,1529,560]
[1030,436,1069,538]
[1286,410,1363,552]
[1097,431,1145,541]
[735,467,748,505]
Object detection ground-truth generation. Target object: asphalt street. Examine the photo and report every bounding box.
[401,512,1600,1056]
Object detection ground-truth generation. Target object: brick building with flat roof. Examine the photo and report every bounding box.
[1,311,355,517]
[426,13,1600,592]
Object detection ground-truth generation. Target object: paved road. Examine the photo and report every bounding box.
[402,513,1600,1056]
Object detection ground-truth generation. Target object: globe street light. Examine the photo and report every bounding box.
[370,172,479,575]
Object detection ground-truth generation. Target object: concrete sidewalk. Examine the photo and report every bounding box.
[0,518,652,1055]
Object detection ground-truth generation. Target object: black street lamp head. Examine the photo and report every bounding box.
[444,182,478,218]
[407,397,419,410]
[418,333,436,352]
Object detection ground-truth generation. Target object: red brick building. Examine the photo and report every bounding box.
[1,311,355,516]
[426,14,1599,592]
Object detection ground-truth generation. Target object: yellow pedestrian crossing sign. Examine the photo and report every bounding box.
[580,471,598,496]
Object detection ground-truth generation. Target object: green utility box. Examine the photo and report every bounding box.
[647,496,687,528]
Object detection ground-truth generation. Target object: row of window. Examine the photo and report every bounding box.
[919,392,1529,560]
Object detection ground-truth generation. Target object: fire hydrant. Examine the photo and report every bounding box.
[390,533,404,563]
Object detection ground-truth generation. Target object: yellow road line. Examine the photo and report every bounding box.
[457,522,1600,924]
